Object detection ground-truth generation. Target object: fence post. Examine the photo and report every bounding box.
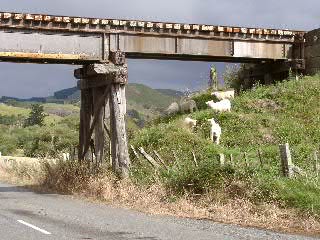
[258,149,263,166]
[314,150,319,177]
[244,152,248,167]
[219,153,225,166]
[229,154,234,165]
[279,143,294,177]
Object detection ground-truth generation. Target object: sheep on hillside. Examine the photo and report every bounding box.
[206,99,231,113]
[180,98,198,113]
[208,118,222,145]
[183,117,197,130]
[165,99,198,115]
[212,90,235,100]
[165,102,179,115]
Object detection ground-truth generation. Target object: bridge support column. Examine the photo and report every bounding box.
[75,52,130,178]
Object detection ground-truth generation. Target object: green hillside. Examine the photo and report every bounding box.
[51,83,178,110]
[127,83,177,109]
[130,74,320,215]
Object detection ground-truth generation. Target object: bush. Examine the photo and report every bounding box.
[24,104,47,127]
[191,91,212,110]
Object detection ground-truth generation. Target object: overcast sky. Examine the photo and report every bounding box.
[0,0,319,98]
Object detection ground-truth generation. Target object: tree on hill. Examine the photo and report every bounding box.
[24,104,47,127]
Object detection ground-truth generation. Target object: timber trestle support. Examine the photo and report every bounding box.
[74,51,130,178]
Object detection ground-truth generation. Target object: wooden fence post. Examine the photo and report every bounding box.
[219,153,225,166]
[314,150,319,177]
[229,154,234,165]
[258,149,263,166]
[244,152,248,167]
[279,143,294,177]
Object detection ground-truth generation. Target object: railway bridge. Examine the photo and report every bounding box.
[0,11,319,177]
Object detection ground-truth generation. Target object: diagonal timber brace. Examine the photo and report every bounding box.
[75,57,130,178]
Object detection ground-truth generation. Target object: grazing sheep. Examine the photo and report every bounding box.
[212,90,235,100]
[179,98,198,113]
[165,102,180,115]
[165,99,198,115]
[206,99,231,113]
[183,117,197,130]
[208,118,222,144]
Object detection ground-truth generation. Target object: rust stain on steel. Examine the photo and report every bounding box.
[225,27,233,33]
[0,52,91,60]
[233,28,241,33]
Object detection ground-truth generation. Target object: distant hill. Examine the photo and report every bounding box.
[0,96,46,103]
[0,83,180,124]
[127,84,177,110]
[53,87,78,100]
[155,89,184,98]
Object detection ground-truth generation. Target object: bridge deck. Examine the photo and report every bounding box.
[0,11,305,64]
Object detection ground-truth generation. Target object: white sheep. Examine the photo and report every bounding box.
[206,99,231,113]
[183,117,197,130]
[208,118,222,144]
[212,90,235,100]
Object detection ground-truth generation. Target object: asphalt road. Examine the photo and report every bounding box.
[0,182,317,240]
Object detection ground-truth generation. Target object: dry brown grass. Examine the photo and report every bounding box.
[0,162,319,237]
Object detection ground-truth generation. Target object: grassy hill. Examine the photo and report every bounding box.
[130,74,320,216]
